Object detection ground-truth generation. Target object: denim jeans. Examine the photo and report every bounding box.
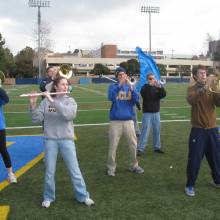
[137,112,161,152]
[43,139,89,202]
[132,106,141,136]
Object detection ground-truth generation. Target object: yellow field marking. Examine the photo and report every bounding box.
[7,134,42,137]
[6,142,15,148]
[0,152,44,191]
[0,206,10,220]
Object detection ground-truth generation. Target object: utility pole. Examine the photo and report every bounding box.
[29,0,50,78]
[141,6,160,54]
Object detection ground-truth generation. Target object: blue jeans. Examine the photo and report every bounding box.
[132,106,141,136]
[137,112,161,152]
[44,139,89,202]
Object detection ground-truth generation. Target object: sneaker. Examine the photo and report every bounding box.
[42,200,51,208]
[185,186,195,197]
[107,170,115,177]
[137,150,144,156]
[8,172,17,184]
[129,166,144,174]
[154,149,164,154]
[84,198,95,206]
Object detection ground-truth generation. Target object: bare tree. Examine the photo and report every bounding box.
[32,21,54,74]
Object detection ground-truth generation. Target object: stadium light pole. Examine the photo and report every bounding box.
[29,0,50,78]
[141,6,160,54]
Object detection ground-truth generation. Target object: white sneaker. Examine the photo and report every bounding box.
[107,170,115,177]
[84,198,95,206]
[42,200,51,208]
[8,173,17,184]
[129,166,144,174]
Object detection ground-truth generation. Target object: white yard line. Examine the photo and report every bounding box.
[161,106,190,109]
[171,115,187,118]
[74,85,106,96]
[7,118,220,130]
[5,109,110,114]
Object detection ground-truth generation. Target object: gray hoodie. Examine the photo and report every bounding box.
[30,95,77,139]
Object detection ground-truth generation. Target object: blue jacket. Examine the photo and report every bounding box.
[0,88,9,130]
[108,83,139,120]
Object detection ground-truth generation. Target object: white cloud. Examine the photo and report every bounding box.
[0,0,220,55]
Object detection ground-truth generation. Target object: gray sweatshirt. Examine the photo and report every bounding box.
[30,95,77,139]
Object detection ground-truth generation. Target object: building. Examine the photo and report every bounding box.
[39,43,216,77]
[207,40,220,59]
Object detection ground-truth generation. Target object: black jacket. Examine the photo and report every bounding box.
[141,84,166,113]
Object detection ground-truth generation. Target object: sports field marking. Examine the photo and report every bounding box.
[6,99,188,106]
[0,206,10,220]
[161,106,190,109]
[164,113,177,116]
[171,115,187,118]
[74,85,106,96]
[4,106,191,114]
[6,142,15,147]
[6,120,191,130]
[0,152,44,191]
[164,99,187,102]
[10,95,104,99]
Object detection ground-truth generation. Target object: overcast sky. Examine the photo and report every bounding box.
[0,0,220,55]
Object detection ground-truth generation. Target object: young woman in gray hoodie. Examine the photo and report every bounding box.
[30,76,94,208]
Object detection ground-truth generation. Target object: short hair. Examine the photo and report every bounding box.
[147,73,154,79]
[46,66,54,73]
[192,65,206,80]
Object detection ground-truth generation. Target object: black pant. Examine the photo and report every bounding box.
[0,129,12,168]
[186,127,220,186]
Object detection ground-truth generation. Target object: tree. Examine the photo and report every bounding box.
[119,59,140,77]
[157,64,167,76]
[15,47,37,78]
[33,21,53,73]
[205,33,214,58]
[176,65,191,77]
[4,48,16,77]
[0,33,16,77]
[213,42,220,61]
[90,63,110,75]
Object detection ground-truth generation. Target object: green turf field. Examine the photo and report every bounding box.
[1,83,220,220]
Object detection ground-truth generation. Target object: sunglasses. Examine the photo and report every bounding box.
[148,77,154,80]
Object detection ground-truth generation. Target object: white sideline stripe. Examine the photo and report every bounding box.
[162,106,190,109]
[74,85,106,96]
[7,100,110,105]
[165,100,186,102]
[5,106,191,114]
[10,95,103,99]
[6,101,191,105]
[5,109,109,113]
[5,119,190,130]
[6,118,220,130]
[171,115,187,118]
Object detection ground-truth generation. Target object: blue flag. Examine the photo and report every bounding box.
[135,46,160,92]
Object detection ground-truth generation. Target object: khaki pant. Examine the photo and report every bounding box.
[107,120,138,172]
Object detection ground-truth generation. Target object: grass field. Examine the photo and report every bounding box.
[1,83,220,220]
